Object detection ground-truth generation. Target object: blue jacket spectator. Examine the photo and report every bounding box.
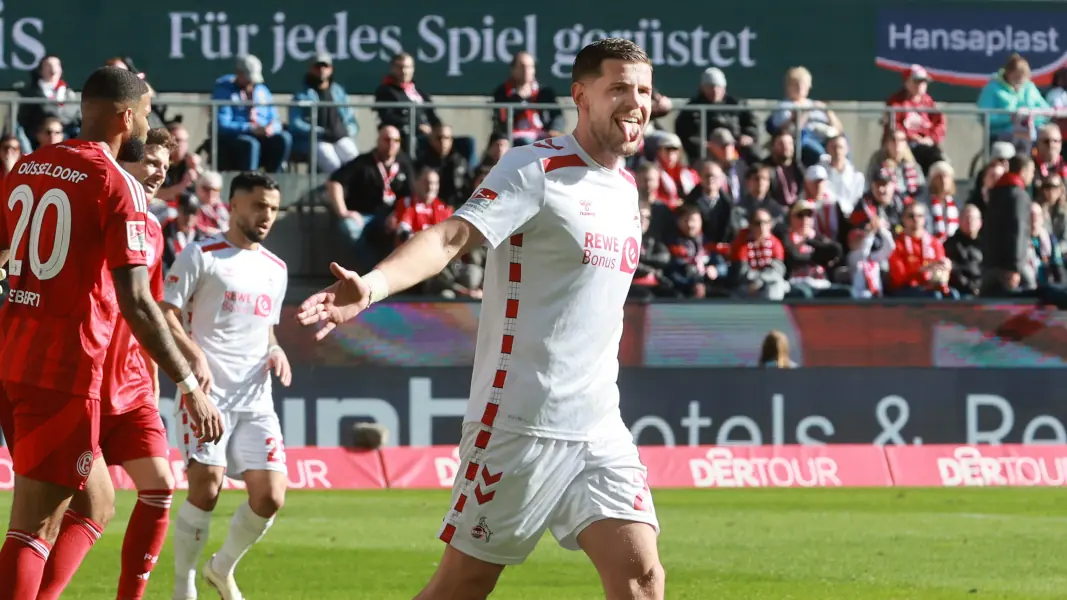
[290,53,360,174]
[211,55,292,173]
[977,54,1051,145]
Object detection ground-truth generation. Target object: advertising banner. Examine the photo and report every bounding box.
[2,444,1060,491]
[1,1,1058,100]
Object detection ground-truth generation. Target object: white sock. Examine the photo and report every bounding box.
[173,501,212,599]
[213,502,275,576]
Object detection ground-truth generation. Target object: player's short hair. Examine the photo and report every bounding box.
[571,38,651,84]
[229,171,279,199]
[145,127,177,153]
[81,66,148,104]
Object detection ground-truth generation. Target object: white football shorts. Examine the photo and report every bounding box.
[175,400,286,480]
[437,422,659,565]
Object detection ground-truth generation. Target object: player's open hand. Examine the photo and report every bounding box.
[184,388,224,444]
[295,262,370,341]
[268,346,292,387]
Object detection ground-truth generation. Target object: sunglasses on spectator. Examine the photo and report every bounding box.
[905,212,926,219]
[755,219,771,225]
[1041,137,1062,144]
[1,144,18,152]
[434,134,452,140]
[794,210,813,218]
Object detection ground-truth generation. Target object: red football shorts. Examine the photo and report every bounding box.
[0,381,101,490]
[99,402,170,465]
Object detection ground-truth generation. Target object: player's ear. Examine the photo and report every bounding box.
[121,106,134,132]
[571,81,585,110]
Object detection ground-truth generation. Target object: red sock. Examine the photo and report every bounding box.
[0,530,52,600]
[117,489,173,600]
[35,511,103,600]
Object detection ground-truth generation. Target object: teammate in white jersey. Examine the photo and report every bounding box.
[161,172,291,600]
[298,39,664,599]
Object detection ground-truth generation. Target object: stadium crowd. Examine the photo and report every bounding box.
[6,51,1067,301]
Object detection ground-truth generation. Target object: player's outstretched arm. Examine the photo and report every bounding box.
[112,265,223,443]
[296,216,485,338]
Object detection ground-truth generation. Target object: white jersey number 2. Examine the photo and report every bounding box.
[6,184,72,280]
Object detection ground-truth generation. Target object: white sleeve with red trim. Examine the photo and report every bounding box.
[162,244,204,310]
[454,147,545,249]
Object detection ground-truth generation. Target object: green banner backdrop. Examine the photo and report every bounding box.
[2,1,1064,101]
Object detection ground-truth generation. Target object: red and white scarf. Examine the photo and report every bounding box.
[658,161,697,206]
[928,194,958,241]
[774,163,799,206]
[500,80,544,139]
[811,194,839,240]
[383,75,424,103]
[901,231,938,263]
[861,259,883,296]
[1038,155,1067,180]
[745,236,777,269]
[788,230,826,279]
[886,159,922,198]
[377,158,400,206]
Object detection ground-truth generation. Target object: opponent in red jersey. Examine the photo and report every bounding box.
[0,67,222,600]
[35,128,178,600]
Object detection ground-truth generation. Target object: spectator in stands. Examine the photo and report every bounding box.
[290,53,360,174]
[686,160,738,244]
[888,203,955,298]
[0,134,20,181]
[945,204,983,297]
[1030,201,1067,286]
[1032,124,1067,192]
[655,133,698,207]
[766,66,844,167]
[491,51,565,146]
[738,162,786,230]
[644,88,673,138]
[732,208,789,300]
[478,132,510,169]
[821,135,865,216]
[885,65,945,174]
[982,155,1036,296]
[468,164,492,193]
[389,167,453,246]
[846,216,895,298]
[707,128,744,201]
[674,68,759,164]
[192,170,228,235]
[630,199,674,299]
[978,54,1051,151]
[635,162,672,238]
[848,168,906,248]
[804,165,844,243]
[426,249,486,299]
[418,123,470,207]
[1036,174,1067,254]
[867,128,925,201]
[105,56,170,128]
[33,116,64,150]
[157,123,201,203]
[213,55,293,172]
[375,52,441,155]
[162,194,207,269]
[782,200,847,298]
[664,205,727,298]
[967,159,1008,216]
[759,331,796,368]
[920,161,959,242]
[766,131,803,207]
[326,125,414,267]
[1045,68,1067,155]
[17,55,81,150]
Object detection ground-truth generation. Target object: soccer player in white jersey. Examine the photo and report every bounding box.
[160,172,292,600]
[297,38,664,600]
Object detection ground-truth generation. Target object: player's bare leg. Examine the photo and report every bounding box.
[118,456,175,600]
[413,546,505,600]
[172,460,224,600]
[0,475,74,599]
[32,457,113,600]
[578,519,664,600]
[203,470,285,600]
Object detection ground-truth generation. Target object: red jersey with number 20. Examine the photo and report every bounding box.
[0,140,149,399]
[101,212,164,415]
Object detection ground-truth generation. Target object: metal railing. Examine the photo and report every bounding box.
[4,96,1043,185]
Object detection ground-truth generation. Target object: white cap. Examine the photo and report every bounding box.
[805,164,829,182]
[701,67,726,88]
[236,55,264,84]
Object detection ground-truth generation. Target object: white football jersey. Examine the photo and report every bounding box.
[453,135,641,441]
[163,234,288,412]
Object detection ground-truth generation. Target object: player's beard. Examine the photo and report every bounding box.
[117,138,146,162]
[239,219,268,244]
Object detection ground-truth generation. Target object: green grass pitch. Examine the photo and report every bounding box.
[13,487,1067,599]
